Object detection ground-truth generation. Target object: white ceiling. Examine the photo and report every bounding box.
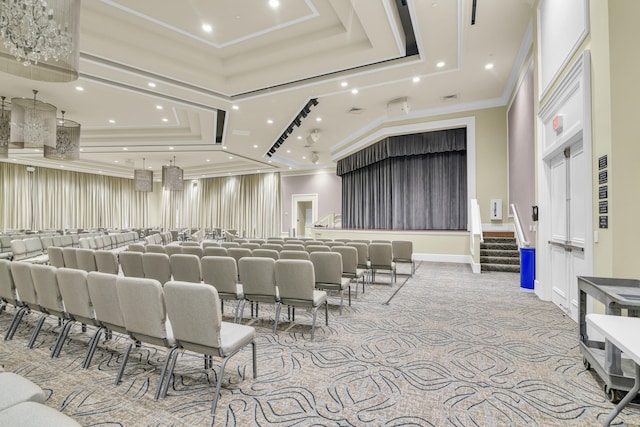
[0,0,533,180]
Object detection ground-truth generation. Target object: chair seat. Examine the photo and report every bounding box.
[0,373,46,412]
[315,277,351,292]
[371,261,396,270]
[312,290,328,307]
[24,255,49,264]
[0,402,81,427]
[219,322,256,355]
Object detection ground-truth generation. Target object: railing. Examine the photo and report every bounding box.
[469,199,483,274]
[314,212,341,228]
[510,203,530,248]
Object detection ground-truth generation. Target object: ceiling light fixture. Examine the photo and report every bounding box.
[269,0,280,8]
[311,152,319,164]
[437,61,445,68]
[351,89,358,94]
[75,86,83,91]
[46,110,80,160]
[162,118,168,122]
[0,96,9,158]
[232,105,239,110]
[485,63,494,70]
[108,119,115,124]
[266,98,319,158]
[10,90,56,149]
[156,105,163,110]
[0,0,81,82]
[267,119,273,124]
[147,82,156,88]
[162,156,183,191]
[202,23,212,33]
[341,82,348,87]
[134,157,153,192]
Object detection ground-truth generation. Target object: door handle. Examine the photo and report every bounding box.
[548,240,584,252]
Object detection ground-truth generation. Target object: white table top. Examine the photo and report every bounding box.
[587,314,640,366]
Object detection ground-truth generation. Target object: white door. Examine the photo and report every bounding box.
[547,140,589,321]
[291,194,318,238]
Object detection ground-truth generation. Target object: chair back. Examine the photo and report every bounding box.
[201,256,239,296]
[119,251,145,277]
[94,250,119,274]
[56,268,94,324]
[87,272,126,334]
[201,241,220,249]
[252,249,279,260]
[280,250,310,260]
[164,281,222,351]
[30,264,65,318]
[0,259,18,305]
[221,242,240,249]
[238,257,277,302]
[282,244,305,251]
[76,248,97,272]
[142,253,172,285]
[127,243,146,253]
[392,240,413,261]
[368,243,393,268]
[228,247,252,265]
[116,277,172,347]
[306,245,331,253]
[62,247,78,269]
[240,243,261,251]
[310,252,343,285]
[10,262,38,308]
[163,245,182,257]
[181,241,200,247]
[47,247,65,268]
[170,254,202,282]
[182,246,204,258]
[347,242,369,268]
[146,244,166,254]
[332,246,358,275]
[275,259,315,304]
[204,246,228,257]
[261,243,282,252]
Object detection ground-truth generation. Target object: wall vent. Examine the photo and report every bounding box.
[348,107,365,114]
[442,94,459,102]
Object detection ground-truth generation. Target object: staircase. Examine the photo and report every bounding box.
[480,232,520,273]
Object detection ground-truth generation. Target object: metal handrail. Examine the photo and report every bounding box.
[510,203,530,248]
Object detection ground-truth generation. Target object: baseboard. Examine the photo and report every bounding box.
[482,223,515,232]
[415,253,482,274]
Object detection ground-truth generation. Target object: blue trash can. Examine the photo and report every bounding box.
[520,247,535,290]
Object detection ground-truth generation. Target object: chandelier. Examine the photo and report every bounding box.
[10,89,56,149]
[134,158,154,192]
[0,96,9,158]
[45,109,80,160]
[162,157,183,191]
[0,0,80,82]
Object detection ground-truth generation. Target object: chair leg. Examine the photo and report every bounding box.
[239,300,246,324]
[52,319,74,358]
[339,289,344,315]
[348,286,351,307]
[83,327,103,369]
[115,342,133,385]
[5,306,27,340]
[251,341,257,379]
[211,356,232,415]
[325,300,329,326]
[273,302,281,334]
[27,313,47,349]
[160,348,180,398]
[311,308,317,341]
[155,346,177,401]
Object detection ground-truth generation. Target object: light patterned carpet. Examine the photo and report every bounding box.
[1,262,639,426]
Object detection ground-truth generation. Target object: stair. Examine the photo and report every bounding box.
[480,234,520,273]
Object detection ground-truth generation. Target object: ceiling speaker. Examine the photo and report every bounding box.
[306,129,320,146]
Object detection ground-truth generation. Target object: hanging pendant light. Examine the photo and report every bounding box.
[0,96,10,158]
[134,157,153,192]
[10,89,56,149]
[45,110,80,160]
[162,156,183,191]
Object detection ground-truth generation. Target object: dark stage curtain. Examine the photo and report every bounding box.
[339,128,467,230]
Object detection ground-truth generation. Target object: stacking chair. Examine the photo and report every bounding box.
[347,242,371,284]
[240,243,261,251]
[252,249,279,260]
[285,239,305,245]
[221,242,240,249]
[75,248,97,272]
[310,252,351,314]
[55,268,101,360]
[228,248,252,266]
[0,371,46,412]
[85,272,127,368]
[282,244,305,251]
[182,245,204,258]
[94,250,119,274]
[170,254,202,283]
[61,247,78,269]
[368,243,396,284]
[115,277,176,399]
[119,251,145,278]
[238,257,279,332]
[303,241,323,247]
[392,240,415,275]
[162,281,257,415]
[275,259,328,340]
[201,256,245,322]
[164,244,183,257]
[181,241,200,247]
[371,239,392,244]
[8,262,42,342]
[146,244,166,254]
[142,253,172,285]
[266,238,284,245]
[47,247,65,268]
[202,241,220,249]
[249,239,266,245]
[127,243,146,253]
[0,401,82,426]
[261,243,282,252]
[306,245,331,253]
[334,238,352,244]
[30,264,68,352]
[0,260,26,340]
[332,246,366,297]
[352,239,371,244]
[204,246,228,257]
[280,250,310,260]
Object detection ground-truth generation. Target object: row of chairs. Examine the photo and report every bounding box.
[78,231,140,252]
[48,247,119,274]
[144,232,172,246]
[0,259,256,415]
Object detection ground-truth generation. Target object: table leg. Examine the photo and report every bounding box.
[604,364,640,426]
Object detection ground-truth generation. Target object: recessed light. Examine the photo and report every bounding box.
[79,148,83,152]
[108,119,115,124]
[302,156,306,160]
[222,146,228,150]
[33,149,40,152]
[148,82,156,88]
[229,156,233,159]
[485,63,494,70]
[162,118,168,122]
[257,170,261,173]
[98,171,102,174]
[340,81,348,87]
[232,105,239,110]
[253,144,258,148]
[156,105,163,110]
[59,165,65,168]
[297,136,302,140]
[269,0,279,8]
[11,158,16,161]
[288,167,293,170]
[412,76,421,83]
[206,159,210,162]
[437,61,445,68]
[114,160,119,163]
[169,147,174,150]
[351,88,358,94]
[268,160,272,163]
[123,147,128,151]
[316,117,322,122]
[75,86,84,91]
[202,23,212,33]
[148,166,152,169]
[286,150,291,153]
[267,119,273,124]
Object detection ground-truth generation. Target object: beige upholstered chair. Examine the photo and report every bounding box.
[119,251,145,278]
[392,240,415,275]
[331,246,366,297]
[7,262,40,341]
[220,242,240,249]
[347,242,371,284]
[0,259,26,340]
[202,240,220,249]
[266,238,284,245]
[61,247,78,269]
[252,249,279,260]
[0,401,82,426]
[94,250,119,275]
[145,244,166,254]
[280,250,310,260]
[76,248,97,272]
[334,238,352,244]
[306,245,331,253]
[55,268,101,360]
[0,372,46,412]
[238,257,279,332]
[282,244,305,252]
[164,244,183,257]
[162,281,257,415]
[115,276,176,399]
[204,246,228,257]
[275,259,328,340]
[368,243,396,284]
[240,242,261,251]
[47,247,65,268]
[170,254,202,283]
[30,264,67,352]
[261,243,282,252]
[181,245,204,258]
[310,252,351,314]
[127,243,146,253]
[181,241,200,247]
[142,253,172,285]
[228,247,252,266]
[303,240,323,247]
[201,256,245,323]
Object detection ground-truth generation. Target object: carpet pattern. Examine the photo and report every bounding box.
[1,262,639,426]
